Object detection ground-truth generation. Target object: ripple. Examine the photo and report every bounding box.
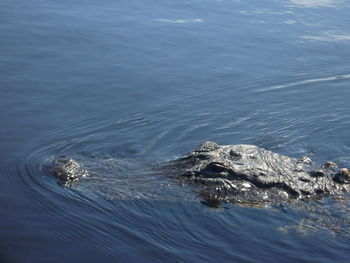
[156,18,203,23]
[2,0,350,261]
[7,106,206,210]
[289,0,341,8]
[4,95,350,263]
[300,32,350,42]
[256,73,350,92]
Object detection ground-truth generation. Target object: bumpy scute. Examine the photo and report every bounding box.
[166,141,350,204]
[50,142,350,205]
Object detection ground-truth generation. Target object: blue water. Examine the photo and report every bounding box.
[1,0,350,262]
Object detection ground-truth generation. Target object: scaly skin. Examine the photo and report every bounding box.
[164,141,350,204]
[50,141,350,205]
[51,157,88,186]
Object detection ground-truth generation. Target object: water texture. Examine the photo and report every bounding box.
[1,0,350,262]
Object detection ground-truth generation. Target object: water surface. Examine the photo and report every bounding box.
[1,0,350,262]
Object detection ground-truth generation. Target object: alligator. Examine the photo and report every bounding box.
[50,141,350,205]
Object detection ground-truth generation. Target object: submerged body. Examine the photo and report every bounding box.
[51,141,350,205]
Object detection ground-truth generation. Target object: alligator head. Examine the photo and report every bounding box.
[166,141,350,204]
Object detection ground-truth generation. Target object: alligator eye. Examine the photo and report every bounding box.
[206,162,228,173]
[195,154,211,160]
[229,150,242,158]
[310,170,324,177]
[333,168,350,184]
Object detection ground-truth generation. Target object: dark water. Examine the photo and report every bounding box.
[1,0,350,262]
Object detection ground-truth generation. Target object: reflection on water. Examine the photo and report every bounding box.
[300,31,350,42]
[156,18,203,23]
[256,73,350,92]
[279,196,350,237]
[289,0,340,8]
